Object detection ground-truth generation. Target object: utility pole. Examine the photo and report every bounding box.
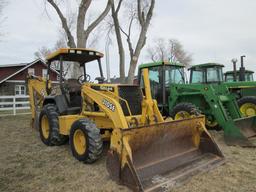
[105,35,111,83]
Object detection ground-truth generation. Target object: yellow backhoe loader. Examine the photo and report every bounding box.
[27,48,224,192]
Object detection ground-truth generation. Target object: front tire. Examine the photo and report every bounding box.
[170,102,201,120]
[70,119,103,163]
[39,104,68,146]
[238,96,256,117]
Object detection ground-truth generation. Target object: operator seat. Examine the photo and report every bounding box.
[64,79,82,112]
[65,79,81,93]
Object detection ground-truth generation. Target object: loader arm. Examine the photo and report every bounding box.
[140,68,164,124]
[169,83,256,146]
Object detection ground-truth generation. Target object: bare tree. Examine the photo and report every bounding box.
[34,46,51,60]
[147,38,192,67]
[111,0,155,84]
[110,0,125,83]
[34,35,72,77]
[34,34,67,60]
[46,0,112,77]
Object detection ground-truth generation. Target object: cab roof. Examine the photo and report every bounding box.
[46,48,104,64]
[189,63,224,70]
[139,61,185,69]
[224,70,254,75]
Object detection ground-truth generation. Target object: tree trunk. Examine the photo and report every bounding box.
[47,0,112,79]
[127,57,138,84]
[125,0,155,84]
[70,63,83,78]
[111,0,125,83]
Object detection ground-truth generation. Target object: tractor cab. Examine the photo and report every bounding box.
[45,48,104,114]
[189,63,224,84]
[138,61,185,115]
[224,70,254,82]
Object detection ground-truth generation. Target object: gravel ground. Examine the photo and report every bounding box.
[0,115,256,192]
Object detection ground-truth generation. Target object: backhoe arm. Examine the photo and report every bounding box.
[27,76,49,120]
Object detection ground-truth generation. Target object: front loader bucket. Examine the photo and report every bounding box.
[107,116,224,192]
[224,116,256,146]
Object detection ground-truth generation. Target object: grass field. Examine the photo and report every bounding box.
[0,115,256,192]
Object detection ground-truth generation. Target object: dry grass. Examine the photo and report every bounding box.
[0,109,30,116]
[0,115,256,192]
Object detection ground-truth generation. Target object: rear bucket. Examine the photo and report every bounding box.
[224,116,256,147]
[107,116,224,192]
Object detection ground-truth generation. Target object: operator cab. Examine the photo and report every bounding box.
[189,63,224,84]
[224,70,254,82]
[45,48,104,115]
[138,61,185,115]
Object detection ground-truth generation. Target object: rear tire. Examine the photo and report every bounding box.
[70,119,103,163]
[170,102,201,120]
[237,96,256,117]
[39,104,68,146]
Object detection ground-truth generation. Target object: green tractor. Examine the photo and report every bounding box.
[224,70,254,82]
[224,56,254,82]
[138,61,256,146]
[189,60,256,117]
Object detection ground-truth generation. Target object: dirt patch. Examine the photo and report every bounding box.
[0,115,256,192]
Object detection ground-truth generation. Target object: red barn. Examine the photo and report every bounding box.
[0,59,59,96]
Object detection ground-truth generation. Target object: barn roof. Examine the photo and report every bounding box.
[0,59,59,84]
[0,63,27,68]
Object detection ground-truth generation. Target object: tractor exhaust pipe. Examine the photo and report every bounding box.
[231,58,238,82]
[239,55,246,81]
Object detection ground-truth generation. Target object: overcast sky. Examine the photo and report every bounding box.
[0,0,256,77]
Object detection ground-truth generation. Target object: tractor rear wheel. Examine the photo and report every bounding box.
[171,102,201,120]
[70,119,103,163]
[39,104,68,146]
[238,96,256,117]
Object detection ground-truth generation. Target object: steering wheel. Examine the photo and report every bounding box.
[78,74,91,84]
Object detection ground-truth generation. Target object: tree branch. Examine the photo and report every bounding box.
[137,0,144,25]
[84,0,112,45]
[47,0,76,48]
[145,0,155,24]
[119,16,135,58]
[116,0,122,13]
[77,0,92,47]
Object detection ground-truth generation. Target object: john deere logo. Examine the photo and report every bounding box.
[102,99,115,112]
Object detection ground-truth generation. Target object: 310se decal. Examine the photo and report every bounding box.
[102,99,115,112]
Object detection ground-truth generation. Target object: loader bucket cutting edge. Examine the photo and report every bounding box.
[106,116,224,192]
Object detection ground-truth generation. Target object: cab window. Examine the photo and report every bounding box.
[191,70,204,83]
[165,66,185,85]
[207,67,223,82]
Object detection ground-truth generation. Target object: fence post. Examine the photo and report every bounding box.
[13,96,16,115]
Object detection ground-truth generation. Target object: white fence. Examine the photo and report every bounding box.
[0,95,30,116]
